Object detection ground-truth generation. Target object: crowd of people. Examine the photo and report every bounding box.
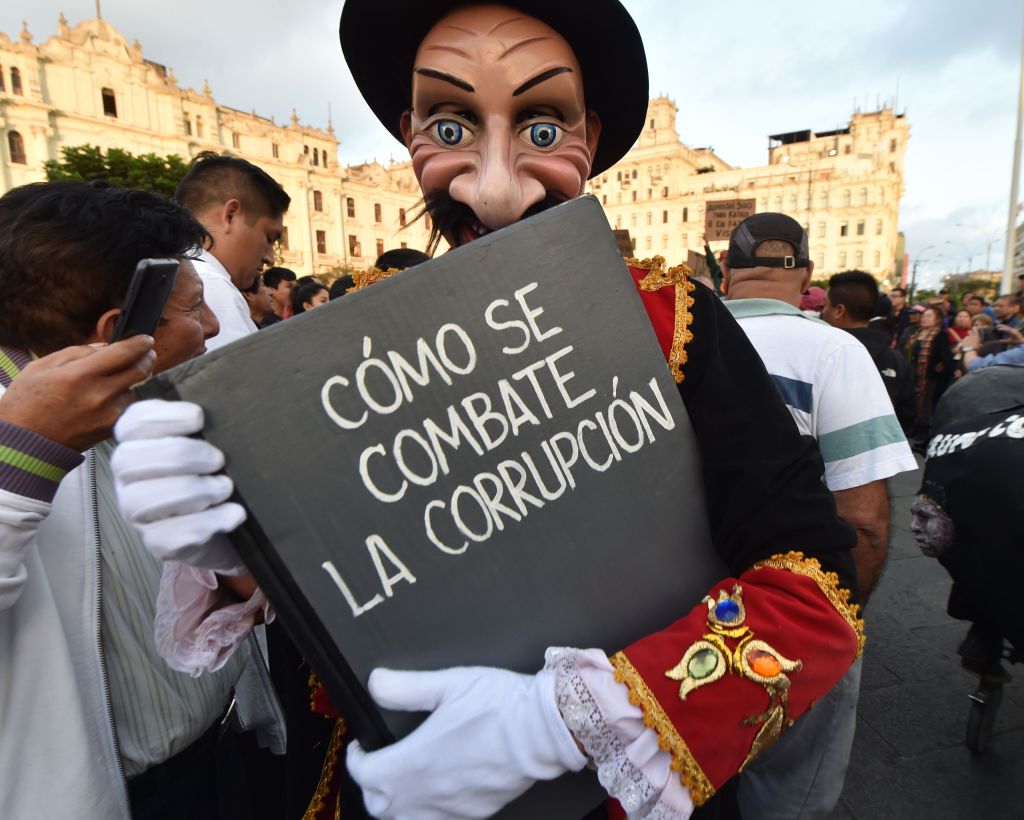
[798,280,1024,452]
[0,1,1020,819]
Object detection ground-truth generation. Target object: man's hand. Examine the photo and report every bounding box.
[0,337,155,452]
[346,666,587,820]
[833,479,889,603]
[995,324,1024,346]
[112,399,247,574]
[962,328,982,351]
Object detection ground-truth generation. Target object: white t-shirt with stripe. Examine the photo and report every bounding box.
[725,298,917,491]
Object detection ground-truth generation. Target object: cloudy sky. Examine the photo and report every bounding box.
[4,1,1022,287]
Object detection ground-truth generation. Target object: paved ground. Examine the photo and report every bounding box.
[828,458,1024,820]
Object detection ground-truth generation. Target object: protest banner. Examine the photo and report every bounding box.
[704,198,757,241]
[141,195,724,816]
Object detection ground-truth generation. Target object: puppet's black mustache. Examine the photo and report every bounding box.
[410,191,570,254]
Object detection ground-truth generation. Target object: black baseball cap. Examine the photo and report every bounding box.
[726,213,810,270]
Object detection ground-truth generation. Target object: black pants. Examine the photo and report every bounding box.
[128,718,264,820]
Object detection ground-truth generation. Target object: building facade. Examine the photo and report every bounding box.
[2,19,908,282]
[0,14,432,275]
[587,97,909,284]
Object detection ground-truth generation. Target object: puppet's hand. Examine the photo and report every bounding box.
[112,399,246,574]
[347,666,587,819]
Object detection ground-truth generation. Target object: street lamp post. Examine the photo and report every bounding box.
[909,243,939,300]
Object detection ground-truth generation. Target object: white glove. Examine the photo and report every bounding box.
[347,666,587,820]
[112,399,247,574]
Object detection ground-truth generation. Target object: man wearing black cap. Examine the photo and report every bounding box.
[112,5,867,818]
[722,214,917,816]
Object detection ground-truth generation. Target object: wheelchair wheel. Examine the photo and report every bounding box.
[966,683,1003,755]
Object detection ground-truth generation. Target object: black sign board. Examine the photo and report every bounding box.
[141,196,723,816]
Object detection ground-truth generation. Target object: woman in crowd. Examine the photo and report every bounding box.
[908,305,957,448]
[291,280,330,315]
[948,309,972,344]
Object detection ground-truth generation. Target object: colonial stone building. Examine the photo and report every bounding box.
[2,17,907,282]
[0,14,432,275]
[588,97,908,284]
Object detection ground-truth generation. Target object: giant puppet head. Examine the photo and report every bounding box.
[341,0,648,250]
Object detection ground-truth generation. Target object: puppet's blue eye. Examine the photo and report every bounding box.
[432,119,466,146]
[524,122,563,149]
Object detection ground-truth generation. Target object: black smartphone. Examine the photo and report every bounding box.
[111,258,180,342]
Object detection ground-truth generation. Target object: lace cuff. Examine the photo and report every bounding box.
[545,647,693,820]
[154,561,274,677]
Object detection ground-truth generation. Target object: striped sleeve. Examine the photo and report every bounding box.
[0,421,83,503]
[814,343,917,491]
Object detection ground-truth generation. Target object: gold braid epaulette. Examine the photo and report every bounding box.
[350,266,403,291]
[626,256,695,384]
[751,551,866,656]
[609,651,716,807]
[301,718,347,820]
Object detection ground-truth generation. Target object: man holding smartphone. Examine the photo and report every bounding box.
[174,152,291,351]
[0,181,283,820]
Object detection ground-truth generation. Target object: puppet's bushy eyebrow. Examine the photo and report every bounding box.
[415,67,475,93]
[512,66,573,97]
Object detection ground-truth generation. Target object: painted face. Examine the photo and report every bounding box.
[152,259,219,371]
[402,4,601,247]
[909,494,954,558]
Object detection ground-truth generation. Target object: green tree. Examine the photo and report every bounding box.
[44,144,189,198]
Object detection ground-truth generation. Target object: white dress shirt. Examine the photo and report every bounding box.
[192,249,257,351]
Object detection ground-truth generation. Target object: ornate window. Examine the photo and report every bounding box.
[316,230,327,254]
[8,131,26,164]
[346,197,355,218]
[313,190,323,211]
[101,87,117,117]
[11,67,23,96]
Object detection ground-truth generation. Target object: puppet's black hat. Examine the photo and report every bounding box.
[339,0,649,177]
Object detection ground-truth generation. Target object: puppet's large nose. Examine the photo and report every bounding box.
[451,129,545,231]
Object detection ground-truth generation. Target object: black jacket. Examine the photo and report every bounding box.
[845,326,916,431]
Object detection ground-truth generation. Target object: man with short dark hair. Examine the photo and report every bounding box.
[0,181,281,819]
[243,276,280,329]
[824,271,916,431]
[262,266,297,320]
[889,286,911,338]
[993,293,1023,330]
[175,151,290,349]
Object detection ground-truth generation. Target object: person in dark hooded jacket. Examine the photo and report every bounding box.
[823,271,916,432]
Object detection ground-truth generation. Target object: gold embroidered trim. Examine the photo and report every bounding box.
[301,718,347,820]
[351,266,402,291]
[610,650,716,807]
[626,256,695,383]
[751,551,866,656]
[663,585,802,771]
